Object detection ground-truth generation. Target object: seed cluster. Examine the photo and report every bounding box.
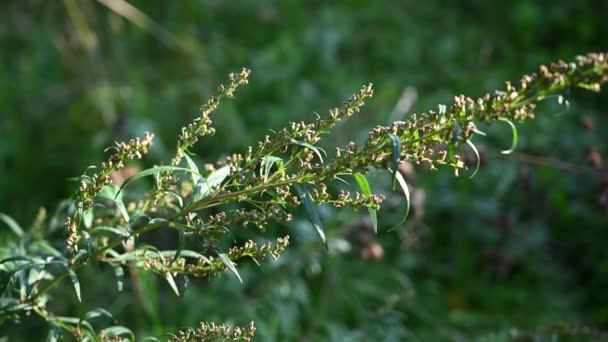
[173,321,256,342]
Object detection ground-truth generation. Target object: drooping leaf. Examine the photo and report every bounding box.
[290,139,326,163]
[353,173,378,234]
[498,117,518,154]
[192,166,231,202]
[68,269,81,302]
[170,229,184,265]
[294,184,326,247]
[90,226,130,238]
[118,166,202,196]
[0,213,24,238]
[164,273,180,296]
[465,140,481,179]
[217,253,243,283]
[99,326,135,341]
[82,308,117,324]
[82,207,94,229]
[389,171,411,231]
[110,264,124,292]
[260,156,283,181]
[183,153,201,184]
[97,184,129,223]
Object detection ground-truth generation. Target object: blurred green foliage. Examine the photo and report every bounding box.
[1,0,607,340]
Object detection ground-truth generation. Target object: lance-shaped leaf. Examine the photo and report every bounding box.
[111,264,124,292]
[68,269,82,302]
[388,170,411,231]
[260,155,283,181]
[118,166,202,197]
[165,273,180,296]
[465,139,481,179]
[353,173,378,234]
[498,117,518,154]
[0,212,24,238]
[217,253,243,283]
[99,326,135,341]
[192,166,231,202]
[294,184,326,247]
[98,184,130,223]
[183,153,201,184]
[387,134,401,190]
[290,139,326,163]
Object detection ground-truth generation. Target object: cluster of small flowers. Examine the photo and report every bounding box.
[172,68,251,166]
[228,236,290,260]
[141,236,289,277]
[311,184,385,210]
[329,52,607,179]
[230,205,292,230]
[173,321,256,342]
[77,132,154,210]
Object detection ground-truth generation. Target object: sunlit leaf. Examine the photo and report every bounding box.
[98,185,130,223]
[90,226,130,238]
[99,326,134,341]
[183,153,201,184]
[260,155,283,181]
[465,140,481,179]
[164,273,180,296]
[353,173,378,234]
[192,166,231,202]
[389,171,411,231]
[118,166,202,197]
[290,139,326,163]
[217,253,243,283]
[294,184,326,247]
[498,117,518,154]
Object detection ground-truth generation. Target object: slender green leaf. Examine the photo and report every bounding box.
[164,273,180,296]
[388,134,401,190]
[183,153,201,184]
[217,253,243,283]
[118,166,202,196]
[465,140,481,179]
[90,226,130,238]
[498,117,518,154]
[192,166,231,202]
[0,213,24,238]
[111,264,124,292]
[98,185,129,223]
[68,269,81,302]
[294,184,326,247]
[290,139,325,163]
[353,173,378,234]
[389,171,411,231]
[82,308,116,324]
[260,156,283,181]
[100,326,134,340]
[82,207,94,229]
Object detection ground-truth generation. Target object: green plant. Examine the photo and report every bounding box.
[1,52,607,341]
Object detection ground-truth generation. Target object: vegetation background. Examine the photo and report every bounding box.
[1,0,607,340]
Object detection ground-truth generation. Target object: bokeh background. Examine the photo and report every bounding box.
[1,0,608,340]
